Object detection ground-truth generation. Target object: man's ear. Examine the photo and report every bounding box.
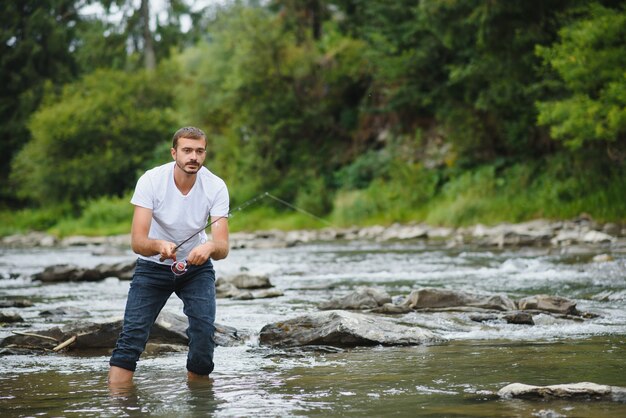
[171,147,176,160]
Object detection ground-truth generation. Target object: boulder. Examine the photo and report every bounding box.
[319,287,392,310]
[405,288,517,311]
[469,312,534,325]
[39,306,91,319]
[498,382,626,401]
[0,299,33,308]
[0,232,57,247]
[0,312,24,323]
[517,295,579,315]
[218,274,272,289]
[259,310,442,348]
[32,260,136,282]
[216,274,282,299]
[503,311,535,325]
[0,311,245,353]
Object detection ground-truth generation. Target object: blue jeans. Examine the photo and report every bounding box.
[109,258,217,375]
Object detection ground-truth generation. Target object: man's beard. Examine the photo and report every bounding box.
[177,160,200,174]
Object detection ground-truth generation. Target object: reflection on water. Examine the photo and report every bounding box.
[1,241,625,416]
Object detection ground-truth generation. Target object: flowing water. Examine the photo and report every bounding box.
[1,240,625,417]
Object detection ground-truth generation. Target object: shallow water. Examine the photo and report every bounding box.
[1,240,626,417]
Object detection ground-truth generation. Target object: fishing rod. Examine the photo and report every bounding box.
[168,191,332,275]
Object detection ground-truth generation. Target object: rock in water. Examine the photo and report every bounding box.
[517,295,579,315]
[498,382,626,401]
[259,310,441,348]
[405,288,517,311]
[319,287,392,310]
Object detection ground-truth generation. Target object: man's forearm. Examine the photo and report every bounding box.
[131,236,166,257]
[209,240,229,260]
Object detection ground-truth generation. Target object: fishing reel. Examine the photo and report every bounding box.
[171,259,188,276]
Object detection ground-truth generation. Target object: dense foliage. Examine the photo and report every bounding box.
[1,0,624,236]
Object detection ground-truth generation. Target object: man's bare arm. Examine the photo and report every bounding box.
[186,216,230,265]
[208,216,230,260]
[130,206,177,260]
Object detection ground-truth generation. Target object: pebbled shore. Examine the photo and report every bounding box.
[1,217,624,252]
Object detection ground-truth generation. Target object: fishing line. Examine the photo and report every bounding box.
[168,191,332,275]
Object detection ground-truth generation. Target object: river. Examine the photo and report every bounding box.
[1,239,625,417]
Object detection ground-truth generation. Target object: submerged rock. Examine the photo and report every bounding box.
[498,382,626,402]
[259,310,442,348]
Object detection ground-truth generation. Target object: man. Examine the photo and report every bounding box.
[108,126,229,385]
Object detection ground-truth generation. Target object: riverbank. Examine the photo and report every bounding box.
[2,216,624,253]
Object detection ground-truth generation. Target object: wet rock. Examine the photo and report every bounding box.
[94,261,136,280]
[592,253,614,262]
[1,232,57,248]
[32,260,136,282]
[216,274,282,299]
[232,291,254,300]
[251,288,284,299]
[468,312,534,325]
[319,287,392,310]
[0,347,38,355]
[259,310,442,348]
[503,311,534,325]
[39,306,91,319]
[602,223,621,236]
[0,311,245,353]
[405,288,517,311]
[470,221,555,247]
[468,314,500,323]
[372,303,412,314]
[218,274,272,289]
[216,282,245,298]
[517,295,578,315]
[0,312,24,324]
[144,343,188,355]
[498,382,626,401]
[0,299,33,308]
[379,223,429,241]
[582,230,616,243]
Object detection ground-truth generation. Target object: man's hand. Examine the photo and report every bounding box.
[165,215,229,266]
[157,240,177,261]
[186,242,214,265]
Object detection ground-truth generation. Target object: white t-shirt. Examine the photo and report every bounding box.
[130,161,229,264]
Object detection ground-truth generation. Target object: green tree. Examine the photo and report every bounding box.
[536,3,626,158]
[11,68,176,206]
[92,0,208,71]
[176,5,369,209]
[0,0,81,205]
[330,1,586,164]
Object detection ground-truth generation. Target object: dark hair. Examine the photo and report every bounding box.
[172,126,206,149]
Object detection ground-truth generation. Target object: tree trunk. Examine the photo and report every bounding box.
[140,0,156,70]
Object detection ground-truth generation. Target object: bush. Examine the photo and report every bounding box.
[11,68,177,206]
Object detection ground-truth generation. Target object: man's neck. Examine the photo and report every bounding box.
[173,166,197,195]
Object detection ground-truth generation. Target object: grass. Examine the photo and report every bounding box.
[1,154,624,238]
